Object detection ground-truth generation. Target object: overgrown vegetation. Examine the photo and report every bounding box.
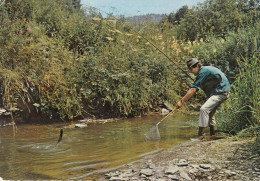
[0,0,259,141]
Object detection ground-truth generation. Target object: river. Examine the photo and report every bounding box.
[0,113,197,180]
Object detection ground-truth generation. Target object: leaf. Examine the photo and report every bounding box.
[33,103,41,107]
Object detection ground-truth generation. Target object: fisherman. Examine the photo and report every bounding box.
[175,58,230,139]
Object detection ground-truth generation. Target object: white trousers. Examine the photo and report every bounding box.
[199,94,228,127]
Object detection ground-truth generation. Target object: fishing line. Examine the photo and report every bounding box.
[84,6,194,81]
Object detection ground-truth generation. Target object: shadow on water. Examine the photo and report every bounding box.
[0,113,197,180]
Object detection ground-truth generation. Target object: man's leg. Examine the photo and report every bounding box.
[198,94,227,136]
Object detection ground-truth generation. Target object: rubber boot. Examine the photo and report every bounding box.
[198,127,205,136]
[209,126,216,136]
[208,126,224,140]
[191,127,205,141]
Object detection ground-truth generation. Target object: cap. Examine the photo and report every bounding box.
[187,58,199,69]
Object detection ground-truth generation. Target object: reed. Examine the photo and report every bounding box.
[218,55,259,135]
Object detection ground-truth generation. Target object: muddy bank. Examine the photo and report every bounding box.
[103,137,260,181]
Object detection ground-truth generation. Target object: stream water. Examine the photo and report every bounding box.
[0,113,197,180]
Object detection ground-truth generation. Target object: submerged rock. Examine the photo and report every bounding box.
[75,123,88,128]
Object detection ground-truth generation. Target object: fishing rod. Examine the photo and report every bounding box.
[85,6,194,81]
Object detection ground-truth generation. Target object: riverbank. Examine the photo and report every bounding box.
[103,137,260,181]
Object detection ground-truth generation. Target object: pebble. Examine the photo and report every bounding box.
[177,159,188,166]
[180,171,192,180]
[161,108,169,115]
[103,140,259,181]
[148,163,156,169]
[165,166,179,174]
[109,176,127,181]
[167,174,179,180]
[140,168,153,176]
[199,164,212,169]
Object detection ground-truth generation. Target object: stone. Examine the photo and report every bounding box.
[254,167,260,171]
[140,168,153,176]
[230,171,237,175]
[167,174,179,180]
[188,168,199,174]
[148,163,156,169]
[224,169,231,175]
[199,164,212,169]
[109,176,128,181]
[207,176,212,180]
[105,172,120,178]
[177,159,188,166]
[180,171,192,180]
[165,166,179,174]
[75,123,88,128]
[0,108,6,115]
[161,108,169,115]
[153,178,167,181]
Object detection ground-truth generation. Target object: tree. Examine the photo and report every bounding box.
[168,5,189,25]
[176,0,260,41]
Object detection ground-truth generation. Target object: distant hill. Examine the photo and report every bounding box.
[124,14,166,24]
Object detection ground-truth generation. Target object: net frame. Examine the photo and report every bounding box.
[145,109,175,140]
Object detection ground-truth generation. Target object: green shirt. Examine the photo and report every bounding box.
[191,66,230,97]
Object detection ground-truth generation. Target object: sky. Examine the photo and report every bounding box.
[81,0,206,17]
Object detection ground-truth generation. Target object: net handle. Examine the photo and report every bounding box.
[157,108,176,126]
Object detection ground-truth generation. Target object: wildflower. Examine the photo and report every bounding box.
[92,17,101,21]
[114,29,123,34]
[105,37,114,41]
[125,33,133,36]
[107,19,116,24]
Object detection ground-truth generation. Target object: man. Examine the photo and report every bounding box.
[176,58,230,138]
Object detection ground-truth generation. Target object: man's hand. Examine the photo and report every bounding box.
[176,100,183,109]
[175,88,196,109]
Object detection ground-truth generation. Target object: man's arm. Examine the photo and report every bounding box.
[176,88,197,109]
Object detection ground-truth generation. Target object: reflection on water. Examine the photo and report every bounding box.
[0,113,197,180]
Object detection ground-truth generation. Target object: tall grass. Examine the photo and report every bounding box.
[218,55,259,135]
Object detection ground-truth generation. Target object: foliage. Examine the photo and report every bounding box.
[218,56,259,135]
[236,126,257,138]
[167,5,189,25]
[171,0,260,41]
[190,24,260,81]
[0,0,184,120]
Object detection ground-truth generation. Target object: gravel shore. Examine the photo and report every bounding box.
[103,137,259,181]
